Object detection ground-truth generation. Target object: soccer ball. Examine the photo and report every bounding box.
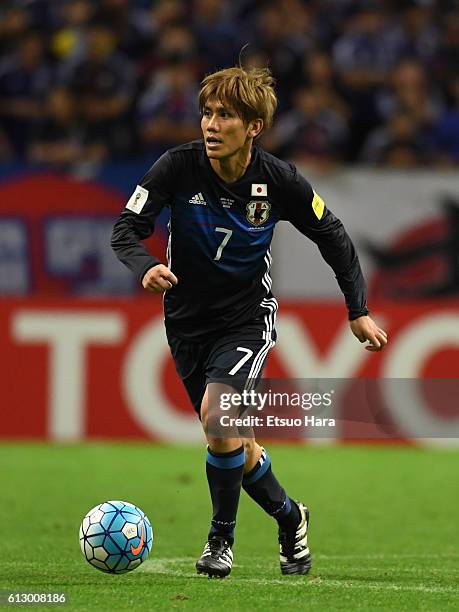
[79,500,153,573]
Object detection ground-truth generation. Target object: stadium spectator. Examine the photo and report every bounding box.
[262,86,349,170]
[191,0,239,72]
[399,1,440,67]
[276,0,316,68]
[432,74,459,166]
[332,1,406,156]
[140,22,199,80]
[435,9,459,84]
[332,2,405,82]
[373,59,443,166]
[95,0,153,62]
[379,140,423,168]
[148,0,188,39]
[360,110,427,167]
[376,59,443,125]
[153,22,198,65]
[60,22,136,157]
[50,0,94,64]
[22,0,58,32]
[301,51,350,125]
[0,0,456,165]
[244,2,312,109]
[0,6,31,56]
[0,31,52,156]
[138,58,201,156]
[27,86,106,167]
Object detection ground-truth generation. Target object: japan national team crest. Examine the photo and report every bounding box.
[246,200,271,226]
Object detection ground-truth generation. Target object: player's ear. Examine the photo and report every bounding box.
[248,118,263,139]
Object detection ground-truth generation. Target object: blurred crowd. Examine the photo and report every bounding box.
[1,0,459,169]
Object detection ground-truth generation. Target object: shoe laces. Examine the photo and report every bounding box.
[208,536,229,556]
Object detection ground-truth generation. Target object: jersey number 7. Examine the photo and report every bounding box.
[214,227,233,261]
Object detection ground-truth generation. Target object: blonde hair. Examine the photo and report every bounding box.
[199,66,277,133]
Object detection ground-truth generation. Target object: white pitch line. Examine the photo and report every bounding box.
[141,557,194,565]
[331,567,459,574]
[237,578,459,595]
[140,559,459,594]
[315,553,458,560]
[141,553,457,563]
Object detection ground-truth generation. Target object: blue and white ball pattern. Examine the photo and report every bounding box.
[79,501,153,573]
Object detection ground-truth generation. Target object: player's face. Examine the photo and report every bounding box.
[201,100,258,159]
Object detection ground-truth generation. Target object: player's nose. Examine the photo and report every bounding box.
[207,115,220,131]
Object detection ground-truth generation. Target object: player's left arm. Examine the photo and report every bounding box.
[349,315,387,352]
[282,168,387,351]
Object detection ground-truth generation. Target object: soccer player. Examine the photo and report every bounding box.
[111,65,387,578]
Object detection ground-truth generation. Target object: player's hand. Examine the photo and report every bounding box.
[142,264,178,293]
[350,315,387,352]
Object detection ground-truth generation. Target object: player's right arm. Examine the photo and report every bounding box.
[142,264,177,293]
[111,151,177,292]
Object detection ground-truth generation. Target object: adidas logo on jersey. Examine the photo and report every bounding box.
[189,192,207,205]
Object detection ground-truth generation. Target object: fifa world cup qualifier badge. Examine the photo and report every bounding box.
[246,200,271,226]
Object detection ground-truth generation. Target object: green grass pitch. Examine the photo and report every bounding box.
[1,443,458,611]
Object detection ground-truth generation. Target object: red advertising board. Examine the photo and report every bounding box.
[1,299,458,443]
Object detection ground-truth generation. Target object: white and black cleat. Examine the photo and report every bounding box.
[279,501,312,575]
[196,536,233,578]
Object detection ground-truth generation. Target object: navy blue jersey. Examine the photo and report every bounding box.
[111,140,368,339]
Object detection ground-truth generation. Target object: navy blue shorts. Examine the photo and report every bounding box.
[166,316,277,415]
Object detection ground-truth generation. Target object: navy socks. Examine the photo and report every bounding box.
[205,445,300,545]
[206,445,245,545]
[242,448,300,531]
